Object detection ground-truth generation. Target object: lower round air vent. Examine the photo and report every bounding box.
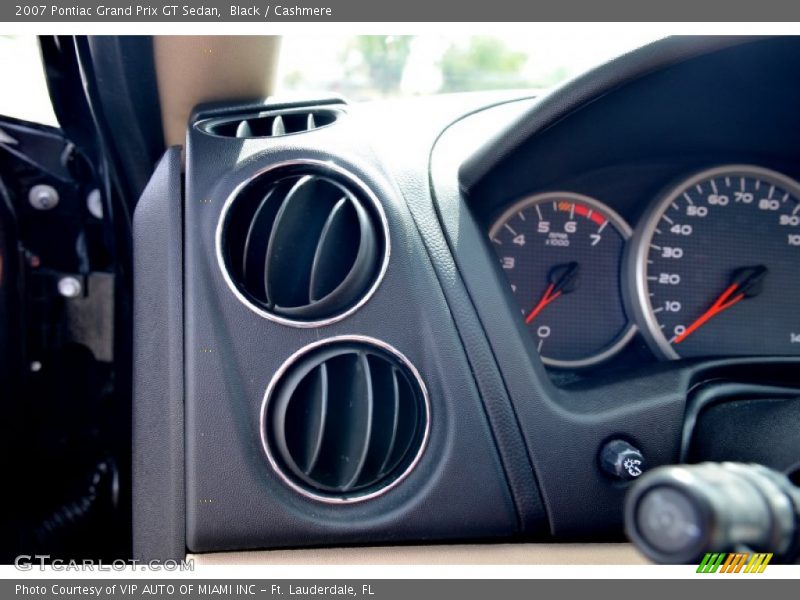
[261,337,430,502]
[217,161,389,326]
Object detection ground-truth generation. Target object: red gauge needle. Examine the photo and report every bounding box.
[525,282,562,324]
[525,262,579,324]
[673,265,768,345]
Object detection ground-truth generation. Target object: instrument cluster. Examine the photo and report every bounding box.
[489,164,800,369]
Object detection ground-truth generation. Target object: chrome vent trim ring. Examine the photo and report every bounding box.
[259,336,431,504]
[215,160,391,328]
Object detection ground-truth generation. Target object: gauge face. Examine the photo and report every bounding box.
[489,192,635,368]
[631,165,800,360]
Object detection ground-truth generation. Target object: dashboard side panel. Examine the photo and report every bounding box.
[181,101,521,553]
[357,94,550,534]
[132,147,186,560]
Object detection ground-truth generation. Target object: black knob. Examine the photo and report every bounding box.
[599,439,646,481]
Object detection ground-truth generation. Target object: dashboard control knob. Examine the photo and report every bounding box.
[600,439,646,481]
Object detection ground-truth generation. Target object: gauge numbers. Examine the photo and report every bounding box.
[632,165,800,359]
[490,192,635,368]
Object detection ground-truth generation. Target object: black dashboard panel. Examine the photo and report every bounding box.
[177,98,535,553]
[133,36,800,559]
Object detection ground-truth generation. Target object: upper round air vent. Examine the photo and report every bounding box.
[217,162,389,326]
[261,337,429,502]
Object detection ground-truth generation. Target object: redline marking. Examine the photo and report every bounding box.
[575,203,590,218]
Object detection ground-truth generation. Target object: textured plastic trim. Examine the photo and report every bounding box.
[132,147,185,560]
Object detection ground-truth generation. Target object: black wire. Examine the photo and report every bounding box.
[72,37,134,267]
[0,173,15,223]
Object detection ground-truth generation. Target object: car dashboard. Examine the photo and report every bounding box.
[126,36,800,559]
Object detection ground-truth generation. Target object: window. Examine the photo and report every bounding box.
[277,34,662,101]
[0,35,59,126]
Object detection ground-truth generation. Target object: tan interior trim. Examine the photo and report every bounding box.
[153,36,281,147]
[188,543,646,565]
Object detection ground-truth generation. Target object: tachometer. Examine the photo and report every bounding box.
[490,192,635,368]
[630,165,800,360]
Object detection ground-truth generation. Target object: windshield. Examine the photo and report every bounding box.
[277,34,663,100]
[0,35,663,128]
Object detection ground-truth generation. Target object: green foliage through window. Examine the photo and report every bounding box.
[277,34,661,100]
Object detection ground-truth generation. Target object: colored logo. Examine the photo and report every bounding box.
[696,552,773,573]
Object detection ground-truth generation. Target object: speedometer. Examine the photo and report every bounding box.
[630,165,800,360]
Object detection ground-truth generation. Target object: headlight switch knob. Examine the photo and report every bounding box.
[600,439,646,481]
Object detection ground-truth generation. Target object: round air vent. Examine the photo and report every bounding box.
[217,161,389,325]
[261,337,429,502]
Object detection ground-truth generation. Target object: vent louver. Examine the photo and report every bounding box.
[202,108,341,138]
[219,163,388,324]
[262,339,429,501]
